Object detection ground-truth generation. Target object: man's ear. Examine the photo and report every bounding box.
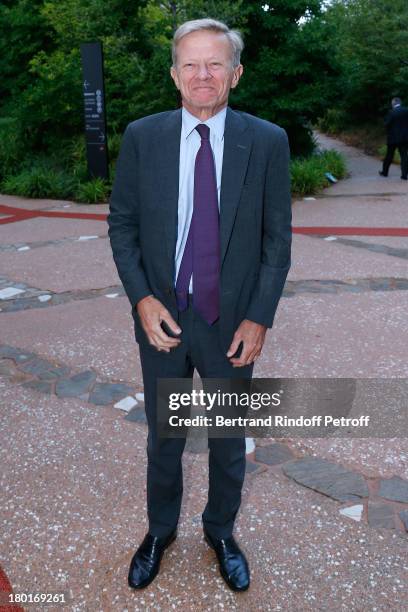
[231,64,243,89]
[170,66,180,90]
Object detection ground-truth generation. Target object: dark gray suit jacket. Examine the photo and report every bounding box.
[385,105,408,145]
[108,106,292,352]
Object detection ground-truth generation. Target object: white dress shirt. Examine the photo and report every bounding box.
[174,105,227,292]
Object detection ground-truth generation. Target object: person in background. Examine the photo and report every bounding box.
[379,97,408,180]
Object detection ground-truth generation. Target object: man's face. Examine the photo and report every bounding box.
[170,30,243,118]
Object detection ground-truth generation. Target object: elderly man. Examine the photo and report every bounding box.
[108,18,291,592]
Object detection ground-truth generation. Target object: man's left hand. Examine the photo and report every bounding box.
[226,319,267,367]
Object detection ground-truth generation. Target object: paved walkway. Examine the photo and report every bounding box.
[1,133,408,610]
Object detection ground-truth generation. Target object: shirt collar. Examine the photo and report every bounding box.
[181,106,227,141]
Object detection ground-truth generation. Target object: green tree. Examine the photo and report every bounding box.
[323,0,408,124]
[0,0,343,195]
[231,1,342,154]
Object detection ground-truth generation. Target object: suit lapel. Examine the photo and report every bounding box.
[157,109,182,275]
[220,107,252,266]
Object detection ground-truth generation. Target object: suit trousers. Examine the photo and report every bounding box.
[137,298,253,540]
[382,142,408,178]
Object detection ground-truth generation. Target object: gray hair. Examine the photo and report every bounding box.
[172,18,244,68]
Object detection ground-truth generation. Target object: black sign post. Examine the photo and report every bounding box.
[80,42,109,180]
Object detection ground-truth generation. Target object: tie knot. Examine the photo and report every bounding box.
[195,124,210,140]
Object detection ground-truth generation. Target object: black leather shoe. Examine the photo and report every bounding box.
[128,530,176,589]
[401,176,407,180]
[379,171,387,177]
[203,529,250,591]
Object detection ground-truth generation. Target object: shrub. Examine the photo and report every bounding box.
[0,117,25,179]
[319,149,347,180]
[317,108,349,134]
[1,163,76,199]
[291,149,347,197]
[75,178,110,203]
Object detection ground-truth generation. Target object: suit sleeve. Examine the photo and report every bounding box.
[245,127,292,327]
[107,124,152,308]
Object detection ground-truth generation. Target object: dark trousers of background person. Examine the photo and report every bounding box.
[137,297,253,541]
[382,142,408,179]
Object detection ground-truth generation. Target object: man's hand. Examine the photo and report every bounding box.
[136,295,181,352]
[226,319,267,367]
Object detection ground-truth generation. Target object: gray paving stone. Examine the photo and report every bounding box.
[369,279,392,291]
[89,382,135,406]
[399,510,408,531]
[0,359,17,376]
[282,456,369,501]
[20,357,56,376]
[395,278,408,289]
[22,380,52,394]
[255,442,295,465]
[123,405,146,423]
[246,460,264,475]
[367,502,395,529]
[378,476,408,503]
[334,237,408,261]
[0,345,36,363]
[56,370,96,398]
[38,365,71,381]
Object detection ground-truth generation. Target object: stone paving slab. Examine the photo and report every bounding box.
[0,216,107,243]
[1,381,407,611]
[281,457,369,501]
[254,442,295,465]
[0,296,143,384]
[288,235,408,281]
[286,438,408,481]
[56,370,96,398]
[367,502,396,529]
[346,235,408,249]
[294,194,408,228]
[379,477,408,503]
[256,290,408,378]
[322,236,408,261]
[0,239,117,293]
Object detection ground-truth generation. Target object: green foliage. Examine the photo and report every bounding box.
[316,108,350,135]
[0,118,25,179]
[290,149,347,197]
[0,0,350,200]
[322,0,408,123]
[1,163,76,199]
[0,0,51,108]
[232,0,342,154]
[75,178,110,203]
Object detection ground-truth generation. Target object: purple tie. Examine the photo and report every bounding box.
[175,124,220,325]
